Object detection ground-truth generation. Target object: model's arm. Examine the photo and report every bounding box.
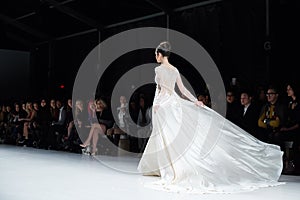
[176,73,196,102]
[153,68,163,106]
[176,72,204,107]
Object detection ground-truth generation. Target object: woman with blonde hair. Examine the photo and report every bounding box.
[18,102,37,145]
[80,98,111,155]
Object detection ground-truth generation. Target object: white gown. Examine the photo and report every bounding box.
[137,64,284,193]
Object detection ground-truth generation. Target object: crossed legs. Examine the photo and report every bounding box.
[81,123,106,154]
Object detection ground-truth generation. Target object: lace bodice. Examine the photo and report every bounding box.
[153,65,197,106]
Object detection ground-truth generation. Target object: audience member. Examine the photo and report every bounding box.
[258,85,288,143]
[225,88,242,124]
[237,89,261,138]
[275,83,300,174]
[47,99,67,150]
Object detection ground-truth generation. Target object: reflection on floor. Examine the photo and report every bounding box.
[1,144,300,200]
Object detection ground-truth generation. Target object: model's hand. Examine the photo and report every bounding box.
[153,104,160,113]
[194,100,204,107]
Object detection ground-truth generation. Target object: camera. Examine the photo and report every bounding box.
[263,118,271,125]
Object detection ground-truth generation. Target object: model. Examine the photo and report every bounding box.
[137,41,284,193]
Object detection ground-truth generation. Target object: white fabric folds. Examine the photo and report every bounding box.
[137,65,284,193]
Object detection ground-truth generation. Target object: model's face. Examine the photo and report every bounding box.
[155,52,162,63]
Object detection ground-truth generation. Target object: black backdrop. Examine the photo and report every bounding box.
[1,0,299,102]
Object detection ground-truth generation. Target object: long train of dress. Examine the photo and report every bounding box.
[137,65,284,193]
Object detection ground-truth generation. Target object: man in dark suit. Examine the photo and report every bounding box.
[237,90,261,138]
[226,89,242,125]
[48,99,67,150]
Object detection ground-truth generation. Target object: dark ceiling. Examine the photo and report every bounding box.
[0,0,218,49]
[1,0,299,101]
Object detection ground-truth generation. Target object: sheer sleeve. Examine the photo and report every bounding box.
[176,71,197,102]
[153,67,163,106]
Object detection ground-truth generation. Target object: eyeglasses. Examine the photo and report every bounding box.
[266,93,276,96]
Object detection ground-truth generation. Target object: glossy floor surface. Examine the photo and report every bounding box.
[1,145,299,200]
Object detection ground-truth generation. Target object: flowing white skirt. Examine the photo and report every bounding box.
[137,92,284,193]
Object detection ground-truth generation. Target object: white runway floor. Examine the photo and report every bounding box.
[1,144,300,200]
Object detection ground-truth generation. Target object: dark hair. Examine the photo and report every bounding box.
[268,86,279,94]
[239,87,254,98]
[155,41,171,57]
[285,82,300,97]
[156,48,170,57]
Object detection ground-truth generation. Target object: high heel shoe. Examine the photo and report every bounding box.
[91,148,98,156]
[81,146,91,155]
[80,143,89,148]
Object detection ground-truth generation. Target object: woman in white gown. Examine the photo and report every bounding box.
[137,41,284,193]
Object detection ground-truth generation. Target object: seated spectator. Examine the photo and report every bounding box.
[30,101,41,147]
[18,102,37,146]
[225,88,242,125]
[49,98,59,122]
[80,98,112,155]
[254,85,267,110]
[275,83,300,174]
[47,99,67,150]
[36,99,52,149]
[10,103,27,144]
[73,99,89,149]
[257,85,288,143]
[236,89,261,138]
[136,95,152,153]
[62,98,75,151]
[0,105,7,142]
[107,95,130,147]
[5,105,13,126]
[197,94,211,107]
[65,98,74,139]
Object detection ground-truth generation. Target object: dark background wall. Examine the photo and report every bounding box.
[0,0,299,103]
[0,49,30,99]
